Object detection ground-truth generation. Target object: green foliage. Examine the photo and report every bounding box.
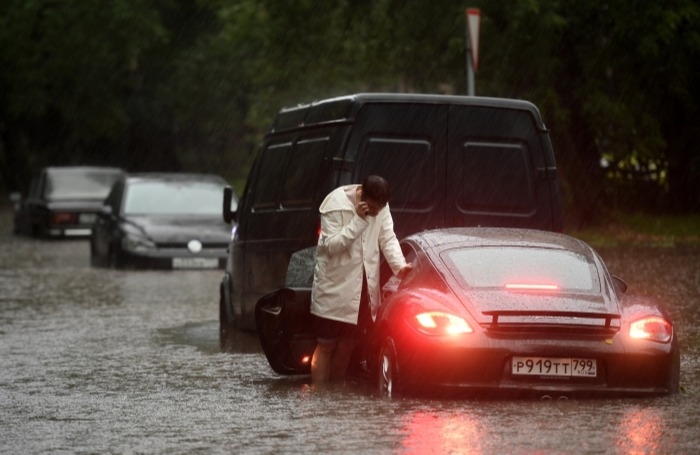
[1,0,698,219]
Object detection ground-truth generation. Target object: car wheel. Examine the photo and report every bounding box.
[219,281,237,351]
[667,347,681,394]
[89,238,101,267]
[219,281,235,330]
[377,336,401,398]
[108,245,121,269]
[90,247,98,267]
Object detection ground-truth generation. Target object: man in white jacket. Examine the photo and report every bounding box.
[310,175,412,385]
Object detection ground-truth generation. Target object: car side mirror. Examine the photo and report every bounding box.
[222,186,237,224]
[612,275,628,295]
[9,192,21,204]
[9,192,21,209]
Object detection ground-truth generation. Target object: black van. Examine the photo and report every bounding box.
[221,93,564,331]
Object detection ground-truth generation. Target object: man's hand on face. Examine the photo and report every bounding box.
[355,197,370,219]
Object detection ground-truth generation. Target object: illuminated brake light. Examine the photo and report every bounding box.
[505,283,559,291]
[414,312,473,336]
[301,355,311,365]
[629,316,672,343]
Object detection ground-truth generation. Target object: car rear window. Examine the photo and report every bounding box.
[124,181,224,215]
[45,171,121,200]
[442,246,599,292]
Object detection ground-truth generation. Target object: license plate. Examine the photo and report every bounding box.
[172,257,219,269]
[512,356,597,377]
[79,213,96,224]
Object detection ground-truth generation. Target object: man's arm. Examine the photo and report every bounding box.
[377,206,410,276]
[319,209,368,256]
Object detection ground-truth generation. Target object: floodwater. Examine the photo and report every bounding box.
[1,207,699,454]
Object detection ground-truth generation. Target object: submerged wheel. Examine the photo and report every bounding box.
[219,281,235,330]
[108,246,120,269]
[377,336,401,398]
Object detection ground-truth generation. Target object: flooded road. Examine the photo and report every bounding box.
[1,207,699,454]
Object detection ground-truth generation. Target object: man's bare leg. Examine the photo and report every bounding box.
[311,342,335,385]
[330,339,356,381]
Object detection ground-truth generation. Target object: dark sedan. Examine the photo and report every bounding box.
[255,228,680,398]
[12,166,125,238]
[90,173,236,269]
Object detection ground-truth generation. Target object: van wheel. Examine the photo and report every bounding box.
[219,282,235,330]
[377,336,401,398]
[219,282,237,351]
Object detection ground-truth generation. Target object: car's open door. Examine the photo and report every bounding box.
[255,287,316,375]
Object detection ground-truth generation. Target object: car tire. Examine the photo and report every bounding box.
[667,347,681,394]
[89,238,102,267]
[377,336,402,398]
[109,245,121,269]
[219,281,235,330]
[219,281,237,351]
[90,245,98,267]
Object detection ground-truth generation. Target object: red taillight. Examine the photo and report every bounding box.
[629,316,673,343]
[412,311,473,336]
[52,212,77,225]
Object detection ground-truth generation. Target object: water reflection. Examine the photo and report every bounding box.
[1,208,700,453]
[615,406,665,454]
[400,409,484,454]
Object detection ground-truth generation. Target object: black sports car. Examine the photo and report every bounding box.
[255,228,680,398]
[12,166,125,238]
[90,173,236,269]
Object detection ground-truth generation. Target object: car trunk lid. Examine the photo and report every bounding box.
[466,290,621,333]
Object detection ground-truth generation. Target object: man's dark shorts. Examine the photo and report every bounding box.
[313,272,369,344]
[312,314,360,344]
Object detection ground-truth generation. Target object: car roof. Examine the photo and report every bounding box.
[405,227,592,256]
[44,166,124,175]
[272,93,546,132]
[124,173,228,185]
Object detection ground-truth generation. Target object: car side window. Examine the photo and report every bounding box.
[280,137,328,208]
[252,142,291,211]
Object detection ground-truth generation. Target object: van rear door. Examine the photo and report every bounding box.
[446,104,558,230]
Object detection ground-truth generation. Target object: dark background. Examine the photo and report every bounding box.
[1,0,698,228]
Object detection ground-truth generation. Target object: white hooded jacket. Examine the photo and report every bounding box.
[310,185,407,324]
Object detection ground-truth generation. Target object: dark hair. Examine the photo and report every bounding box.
[362,175,390,206]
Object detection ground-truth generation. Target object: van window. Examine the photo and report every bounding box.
[252,142,291,210]
[458,142,535,213]
[359,137,435,210]
[281,137,328,208]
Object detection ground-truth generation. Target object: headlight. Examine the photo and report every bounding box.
[411,311,473,336]
[121,233,156,252]
[629,316,673,343]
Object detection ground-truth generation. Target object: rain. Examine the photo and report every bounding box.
[1,1,700,453]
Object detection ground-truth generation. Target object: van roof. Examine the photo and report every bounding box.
[271,93,546,132]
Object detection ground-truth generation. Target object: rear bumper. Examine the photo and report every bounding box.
[45,226,93,237]
[388,324,679,398]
